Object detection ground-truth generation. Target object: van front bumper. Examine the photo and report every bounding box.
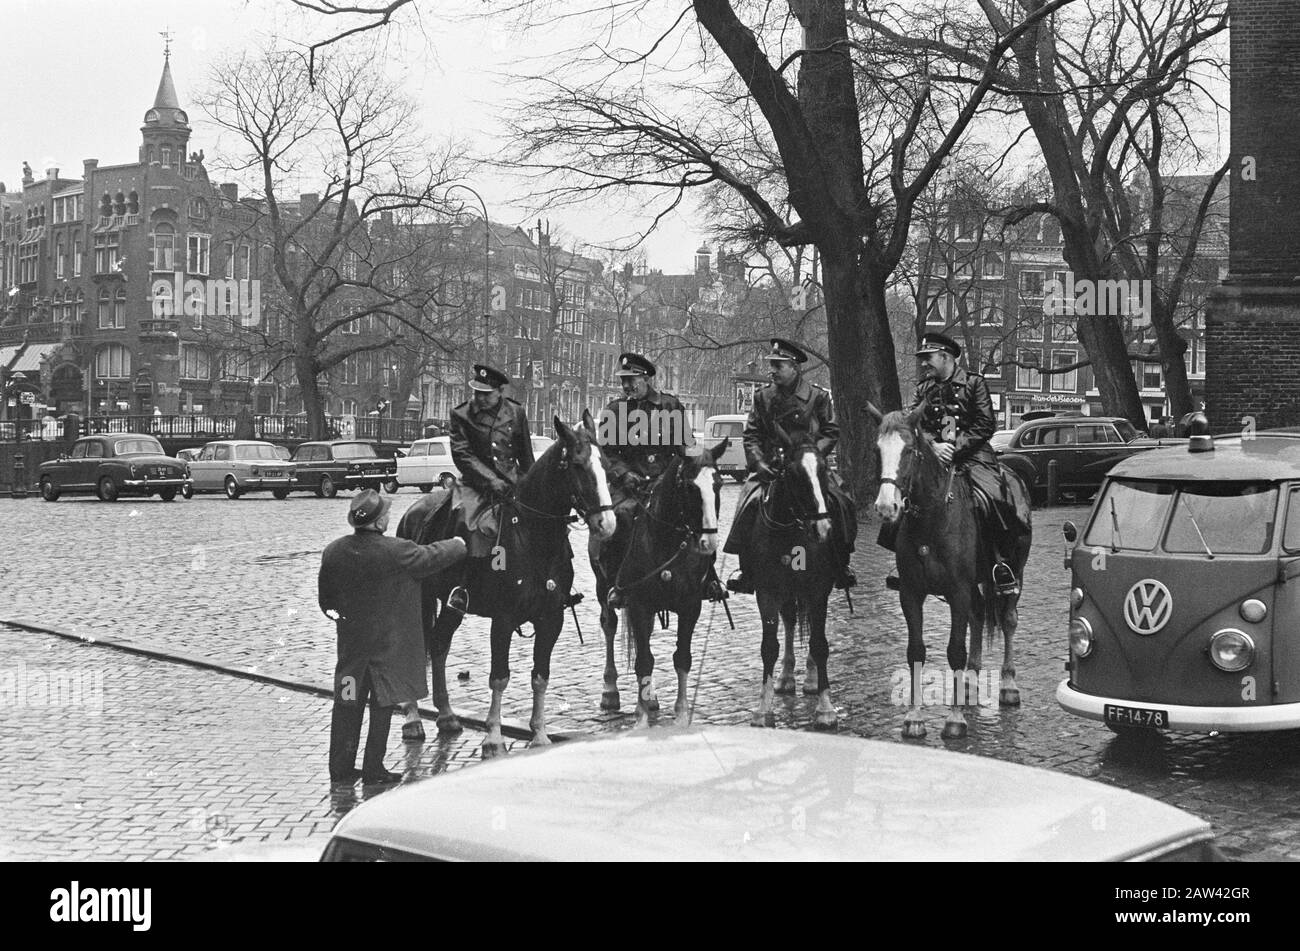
[1057,679,1300,732]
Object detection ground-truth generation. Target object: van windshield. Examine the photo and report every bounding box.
[1085,481,1174,550]
[1164,482,1277,555]
[711,421,744,438]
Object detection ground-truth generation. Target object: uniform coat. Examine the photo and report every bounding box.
[742,376,839,468]
[909,367,998,471]
[450,396,536,494]
[601,387,689,486]
[318,532,468,707]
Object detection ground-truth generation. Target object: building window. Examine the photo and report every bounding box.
[189,198,208,219]
[187,284,205,329]
[152,224,175,271]
[161,146,171,167]
[179,345,210,381]
[984,251,1005,278]
[97,288,112,328]
[95,344,132,379]
[924,292,946,326]
[343,355,359,384]
[341,251,357,280]
[114,288,127,328]
[237,245,251,280]
[1050,350,1078,392]
[1018,269,1044,300]
[342,398,357,416]
[1018,305,1043,342]
[1015,350,1042,391]
[94,232,120,274]
[55,243,65,280]
[187,234,210,276]
[223,241,235,279]
[1140,361,1162,390]
[18,241,38,283]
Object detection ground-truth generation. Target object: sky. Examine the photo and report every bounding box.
[0,0,708,272]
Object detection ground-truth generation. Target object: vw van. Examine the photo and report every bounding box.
[1057,418,1300,734]
[704,414,748,481]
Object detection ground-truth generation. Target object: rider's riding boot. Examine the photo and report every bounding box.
[836,565,858,590]
[564,590,584,608]
[884,574,901,591]
[446,586,470,616]
[726,570,755,595]
[992,561,1020,596]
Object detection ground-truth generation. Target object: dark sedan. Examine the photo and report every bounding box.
[288,440,396,498]
[996,416,1185,505]
[39,434,187,502]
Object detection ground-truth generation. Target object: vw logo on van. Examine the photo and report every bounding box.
[1124,579,1173,635]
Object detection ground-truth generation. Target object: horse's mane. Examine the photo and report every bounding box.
[879,410,915,439]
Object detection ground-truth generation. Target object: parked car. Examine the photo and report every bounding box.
[1058,422,1300,736]
[317,726,1220,861]
[392,436,462,492]
[997,415,1184,505]
[183,440,297,500]
[175,448,202,464]
[531,434,553,459]
[990,428,1018,452]
[38,434,187,503]
[704,414,748,482]
[288,440,395,498]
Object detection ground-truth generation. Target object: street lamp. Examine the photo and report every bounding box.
[445,183,493,365]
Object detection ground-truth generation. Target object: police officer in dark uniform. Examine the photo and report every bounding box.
[446,363,535,612]
[881,332,1030,594]
[724,339,858,593]
[596,352,727,603]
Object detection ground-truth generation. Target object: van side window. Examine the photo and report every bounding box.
[1284,487,1300,552]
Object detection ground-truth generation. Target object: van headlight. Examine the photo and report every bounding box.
[1208,629,1255,672]
[1069,617,1093,657]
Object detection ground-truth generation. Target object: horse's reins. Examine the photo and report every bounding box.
[610,466,715,599]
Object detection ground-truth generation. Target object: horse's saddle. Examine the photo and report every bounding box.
[410,486,504,558]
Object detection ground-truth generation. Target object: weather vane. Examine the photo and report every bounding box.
[160,27,173,60]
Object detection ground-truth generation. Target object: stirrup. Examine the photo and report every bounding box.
[884,574,900,591]
[836,567,858,590]
[446,586,470,616]
[705,577,729,602]
[992,563,1019,596]
[564,590,585,608]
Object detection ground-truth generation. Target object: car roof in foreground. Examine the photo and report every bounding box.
[1109,431,1300,482]
[329,726,1212,862]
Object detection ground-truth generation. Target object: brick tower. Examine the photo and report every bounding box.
[1205,0,1300,429]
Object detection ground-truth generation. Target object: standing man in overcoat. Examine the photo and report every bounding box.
[319,489,468,785]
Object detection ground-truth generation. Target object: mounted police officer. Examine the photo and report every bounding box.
[594,353,727,605]
[881,332,1030,595]
[724,339,857,594]
[446,363,536,613]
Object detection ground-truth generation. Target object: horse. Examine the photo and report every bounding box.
[743,424,843,731]
[396,413,616,756]
[870,405,1031,740]
[591,440,728,727]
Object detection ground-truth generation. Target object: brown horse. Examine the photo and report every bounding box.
[396,414,616,756]
[871,406,1030,740]
[591,441,728,727]
[741,429,843,730]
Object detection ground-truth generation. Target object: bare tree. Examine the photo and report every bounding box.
[198,41,465,438]
[854,0,1229,426]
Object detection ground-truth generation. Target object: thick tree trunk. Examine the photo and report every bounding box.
[1150,300,1194,419]
[296,353,328,440]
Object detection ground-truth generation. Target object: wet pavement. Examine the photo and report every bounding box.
[1,486,1298,860]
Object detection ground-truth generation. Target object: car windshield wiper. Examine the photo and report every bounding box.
[1109,496,1122,553]
[1177,492,1215,559]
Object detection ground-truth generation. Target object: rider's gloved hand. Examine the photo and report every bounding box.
[622,471,645,491]
[755,460,778,482]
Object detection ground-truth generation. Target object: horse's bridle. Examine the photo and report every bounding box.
[512,442,616,524]
[760,453,831,532]
[610,461,717,597]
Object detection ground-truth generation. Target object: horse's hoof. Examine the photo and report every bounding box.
[813,711,838,731]
[600,692,621,712]
[634,713,652,730]
[801,682,820,696]
[902,717,927,740]
[646,697,660,713]
[749,711,776,728]
[480,740,507,759]
[436,714,463,735]
[999,688,1022,707]
[774,677,797,696]
[674,704,690,723]
[941,719,968,740]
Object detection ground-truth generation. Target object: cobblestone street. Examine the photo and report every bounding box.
[3,487,1300,860]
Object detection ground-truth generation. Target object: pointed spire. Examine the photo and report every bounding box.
[153,57,182,111]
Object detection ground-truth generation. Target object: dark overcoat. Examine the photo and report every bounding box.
[450,397,535,494]
[908,367,998,471]
[601,387,689,485]
[318,532,467,707]
[742,376,839,468]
